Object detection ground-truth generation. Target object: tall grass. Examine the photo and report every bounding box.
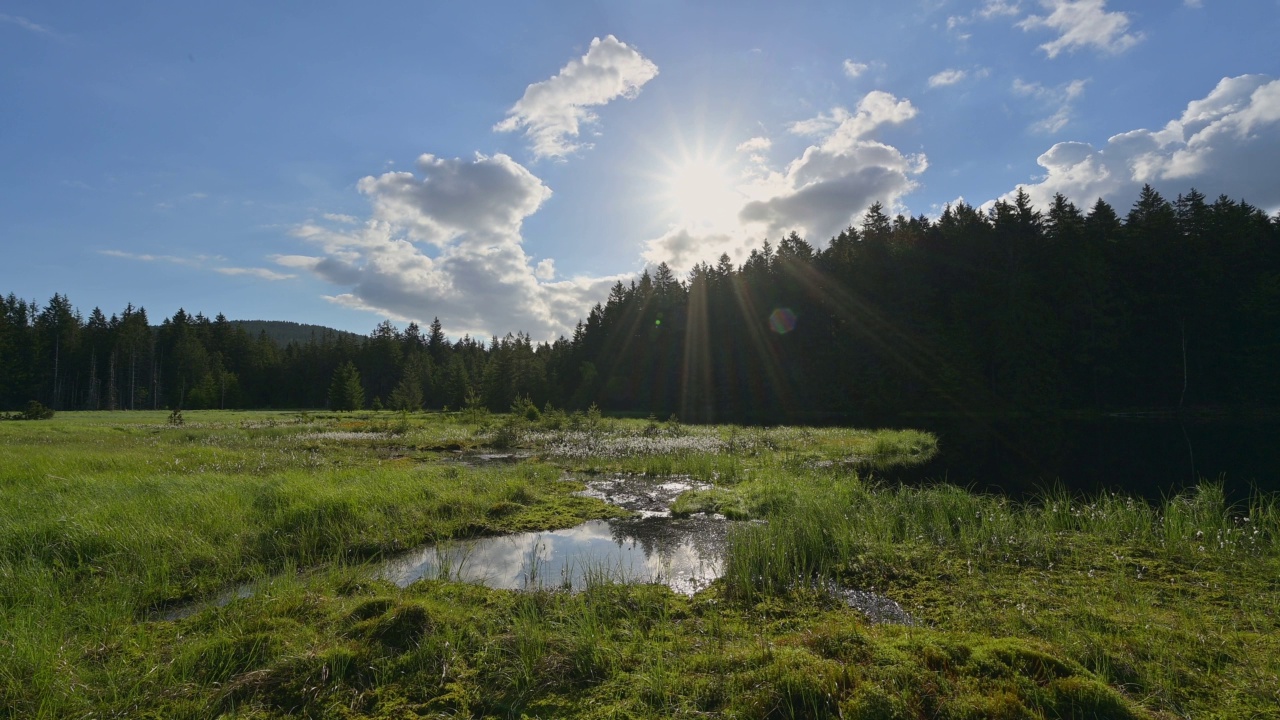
[0,410,613,718]
[723,477,1277,602]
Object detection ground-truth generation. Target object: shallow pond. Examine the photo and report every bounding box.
[162,473,914,625]
[380,474,730,594]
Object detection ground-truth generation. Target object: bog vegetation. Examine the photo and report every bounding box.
[2,410,1277,718]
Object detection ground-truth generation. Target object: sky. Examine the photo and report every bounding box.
[3,1,1279,341]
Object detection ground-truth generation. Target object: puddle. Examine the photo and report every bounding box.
[156,583,255,621]
[380,474,728,594]
[160,473,913,624]
[380,517,729,595]
[442,451,534,466]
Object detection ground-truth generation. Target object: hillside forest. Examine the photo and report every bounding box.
[3,186,1278,421]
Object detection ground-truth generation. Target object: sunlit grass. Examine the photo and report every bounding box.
[2,410,1276,718]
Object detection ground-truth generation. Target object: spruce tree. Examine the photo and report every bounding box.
[328,361,364,411]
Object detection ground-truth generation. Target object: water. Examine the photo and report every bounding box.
[380,517,730,595]
[884,417,1280,500]
[380,474,729,594]
[160,473,914,623]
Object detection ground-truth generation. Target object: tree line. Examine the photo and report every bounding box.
[3,186,1277,420]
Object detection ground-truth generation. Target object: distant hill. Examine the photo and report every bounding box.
[232,320,364,347]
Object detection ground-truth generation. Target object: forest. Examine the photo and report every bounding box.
[3,185,1278,420]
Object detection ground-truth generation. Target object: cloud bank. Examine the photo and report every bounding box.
[283,153,625,340]
[1011,75,1280,212]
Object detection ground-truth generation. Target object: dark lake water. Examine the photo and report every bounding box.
[882,417,1279,501]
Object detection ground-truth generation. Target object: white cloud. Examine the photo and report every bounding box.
[787,107,852,137]
[947,1,1022,30]
[1008,75,1280,213]
[101,250,292,280]
[322,213,358,224]
[273,255,322,270]
[0,13,55,36]
[534,259,556,281]
[843,59,869,78]
[736,137,772,153]
[980,1,1023,19]
[357,153,551,246]
[494,35,658,160]
[928,69,968,88]
[644,91,925,272]
[100,250,199,266]
[1013,77,1088,133]
[285,153,626,340]
[787,92,916,150]
[1017,0,1142,58]
[214,267,294,281]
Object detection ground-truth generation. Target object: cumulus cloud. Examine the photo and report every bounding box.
[534,259,556,281]
[928,69,968,88]
[736,137,772,153]
[1013,77,1088,133]
[357,153,551,245]
[495,35,658,160]
[284,153,625,340]
[1017,0,1142,58]
[1009,75,1280,212]
[644,91,925,272]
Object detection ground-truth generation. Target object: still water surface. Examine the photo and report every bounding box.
[380,474,730,595]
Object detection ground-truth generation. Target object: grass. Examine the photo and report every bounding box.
[1,410,1276,718]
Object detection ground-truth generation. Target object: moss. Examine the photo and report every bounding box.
[670,487,750,518]
[350,602,432,652]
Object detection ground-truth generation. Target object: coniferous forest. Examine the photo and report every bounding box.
[4,187,1279,420]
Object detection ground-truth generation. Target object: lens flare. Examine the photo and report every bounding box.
[768,308,797,334]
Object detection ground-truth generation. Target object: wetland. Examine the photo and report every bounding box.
[2,409,1277,718]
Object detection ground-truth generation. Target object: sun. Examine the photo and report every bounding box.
[663,155,741,229]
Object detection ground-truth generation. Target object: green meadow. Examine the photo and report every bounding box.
[1,410,1276,718]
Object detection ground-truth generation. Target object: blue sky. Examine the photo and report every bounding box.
[3,1,1278,339]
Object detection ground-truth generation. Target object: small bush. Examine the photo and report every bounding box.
[511,395,540,422]
[13,401,55,420]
